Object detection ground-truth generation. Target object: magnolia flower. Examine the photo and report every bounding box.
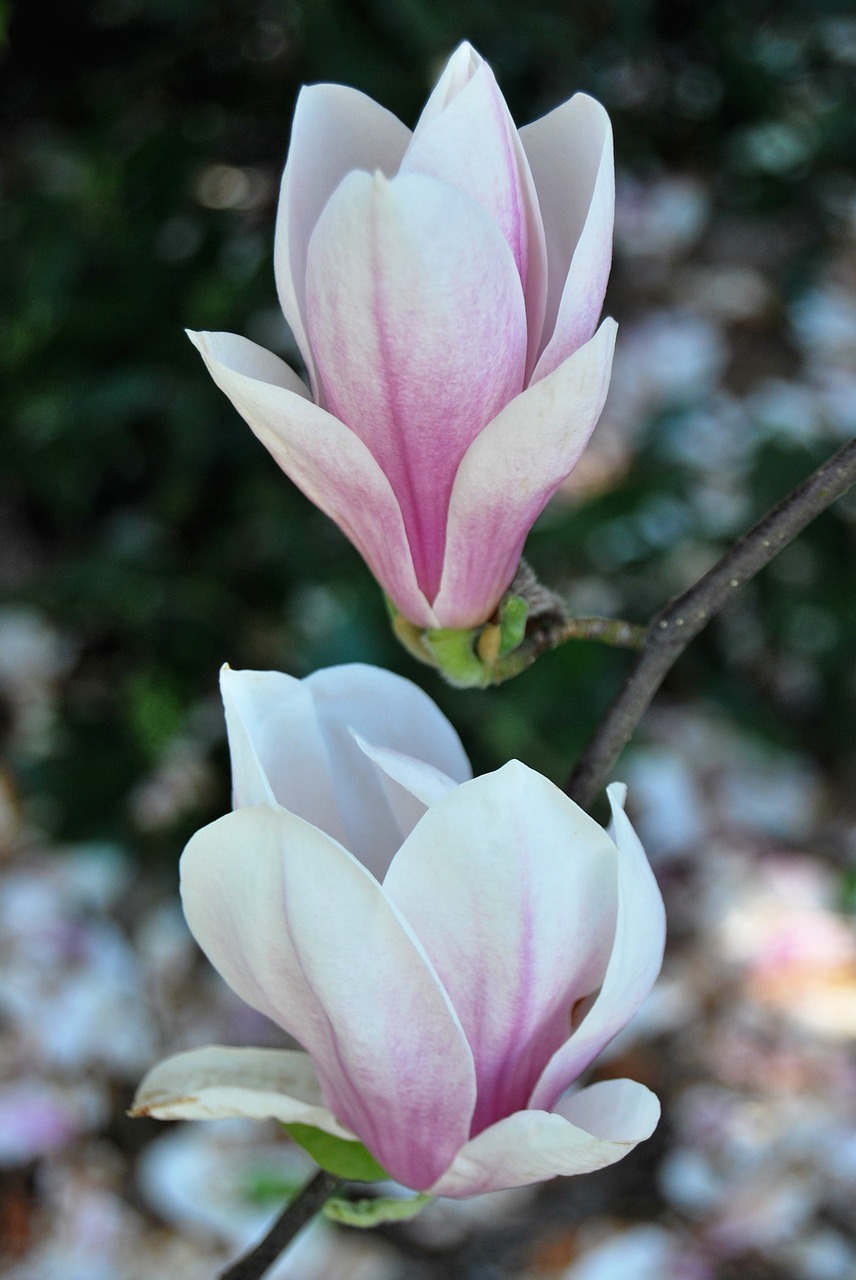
[134,664,665,1196]
[189,43,615,630]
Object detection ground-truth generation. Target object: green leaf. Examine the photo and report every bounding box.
[323,1193,433,1228]
[282,1123,389,1181]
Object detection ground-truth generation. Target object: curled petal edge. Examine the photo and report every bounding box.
[429,1078,660,1198]
[129,1044,354,1139]
[529,783,666,1111]
[186,329,437,628]
[523,93,614,379]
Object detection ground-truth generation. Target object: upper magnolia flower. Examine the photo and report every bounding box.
[189,43,616,630]
[133,664,665,1197]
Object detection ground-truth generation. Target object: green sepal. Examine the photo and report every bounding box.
[422,626,485,687]
[385,591,533,688]
[386,602,436,668]
[497,593,528,656]
[323,1192,433,1228]
[281,1123,389,1182]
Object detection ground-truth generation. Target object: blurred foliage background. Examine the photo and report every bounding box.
[3,0,856,863]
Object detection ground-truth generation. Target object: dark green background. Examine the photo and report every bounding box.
[3,0,855,858]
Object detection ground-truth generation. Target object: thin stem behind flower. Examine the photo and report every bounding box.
[566,435,856,808]
[218,1171,344,1280]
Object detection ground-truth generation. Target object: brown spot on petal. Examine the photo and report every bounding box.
[127,1092,200,1118]
[569,990,598,1033]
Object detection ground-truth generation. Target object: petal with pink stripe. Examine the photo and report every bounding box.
[274,83,411,395]
[432,318,616,628]
[384,762,616,1136]
[187,330,436,627]
[305,170,527,603]
[180,803,476,1189]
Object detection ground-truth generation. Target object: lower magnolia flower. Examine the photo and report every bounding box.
[133,664,665,1196]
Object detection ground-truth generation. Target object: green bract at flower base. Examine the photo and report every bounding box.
[282,1123,434,1228]
[323,1193,434,1228]
[283,1123,434,1227]
[388,591,529,688]
[282,1122,388,1181]
[387,559,648,687]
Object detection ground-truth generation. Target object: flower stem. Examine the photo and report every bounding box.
[566,435,856,809]
[218,1170,345,1280]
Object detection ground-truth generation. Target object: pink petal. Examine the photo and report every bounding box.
[432,318,617,628]
[529,785,666,1111]
[429,1079,660,1197]
[187,329,436,627]
[274,83,411,396]
[383,761,616,1135]
[403,60,530,289]
[180,803,475,1189]
[305,170,527,603]
[522,94,614,379]
[131,1045,353,1136]
[404,53,548,377]
[407,42,548,371]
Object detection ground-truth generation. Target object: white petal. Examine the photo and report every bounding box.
[529,785,666,1110]
[352,734,459,806]
[384,761,616,1133]
[304,664,471,873]
[522,94,614,376]
[556,1076,660,1140]
[351,733,459,848]
[274,83,411,395]
[219,666,347,843]
[219,664,470,878]
[180,803,476,1190]
[412,42,482,128]
[430,1079,660,1198]
[130,1044,352,1136]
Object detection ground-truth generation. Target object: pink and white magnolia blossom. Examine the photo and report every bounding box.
[133,664,665,1196]
[189,43,616,629]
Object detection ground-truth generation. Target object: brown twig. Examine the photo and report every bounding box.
[566,435,856,808]
[218,1170,345,1280]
